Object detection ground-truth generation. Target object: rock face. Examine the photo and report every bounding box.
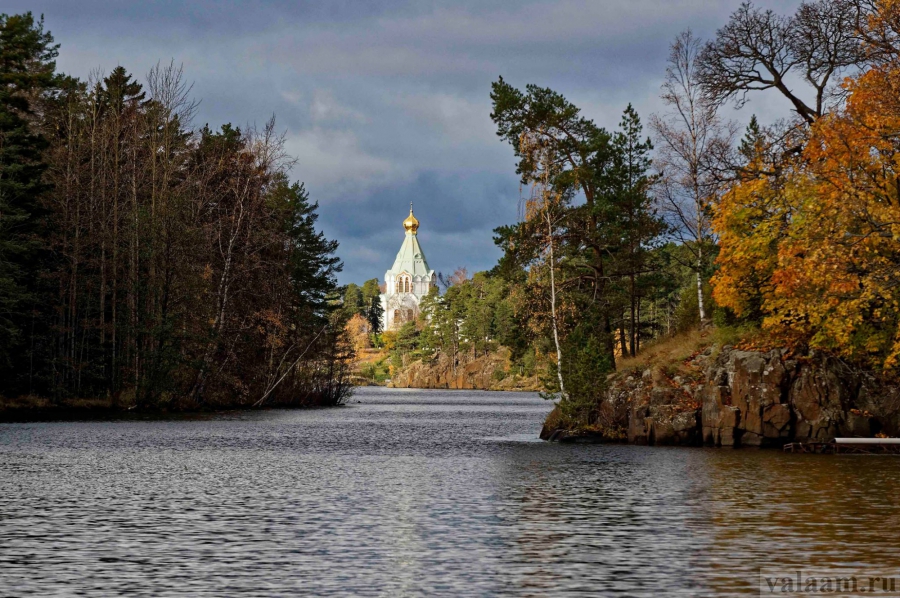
[389,347,542,391]
[550,345,900,446]
[698,347,892,446]
[701,349,795,447]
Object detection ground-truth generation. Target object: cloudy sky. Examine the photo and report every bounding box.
[15,0,801,284]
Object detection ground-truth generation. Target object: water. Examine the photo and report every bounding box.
[1,387,900,597]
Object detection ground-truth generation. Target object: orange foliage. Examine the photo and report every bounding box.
[713,0,900,369]
[345,314,372,353]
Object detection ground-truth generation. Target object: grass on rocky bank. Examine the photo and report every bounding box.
[543,325,761,437]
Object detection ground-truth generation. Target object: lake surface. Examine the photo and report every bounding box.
[2,387,900,597]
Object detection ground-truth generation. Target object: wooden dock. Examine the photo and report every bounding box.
[784,438,900,454]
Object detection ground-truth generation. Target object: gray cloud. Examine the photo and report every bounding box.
[13,0,802,284]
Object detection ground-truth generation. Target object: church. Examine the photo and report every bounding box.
[379,205,436,330]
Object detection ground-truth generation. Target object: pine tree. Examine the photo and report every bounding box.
[356,278,383,334]
[738,115,763,162]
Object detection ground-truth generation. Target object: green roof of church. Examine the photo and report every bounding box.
[388,230,433,278]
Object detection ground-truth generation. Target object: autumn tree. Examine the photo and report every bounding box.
[711,0,900,370]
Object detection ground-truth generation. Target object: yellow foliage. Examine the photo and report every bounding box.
[381,330,397,352]
[344,314,372,353]
[712,23,900,370]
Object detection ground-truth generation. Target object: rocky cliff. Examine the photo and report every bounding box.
[389,347,543,391]
[544,345,900,446]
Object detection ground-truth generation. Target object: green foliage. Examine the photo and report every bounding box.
[390,321,420,369]
[738,115,763,164]
[271,176,343,325]
[673,281,714,333]
[385,269,538,379]
[521,348,537,378]
[361,278,381,302]
[712,306,738,329]
[342,283,364,316]
[491,81,674,428]
[355,278,383,334]
[360,358,390,384]
[395,321,419,353]
[712,323,758,348]
[562,321,615,399]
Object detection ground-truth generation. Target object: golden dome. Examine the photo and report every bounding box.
[403,204,419,234]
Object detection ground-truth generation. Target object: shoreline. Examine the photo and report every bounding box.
[0,397,351,424]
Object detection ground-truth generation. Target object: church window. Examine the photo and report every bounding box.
[396,275,411,294]
[394,309,400,322]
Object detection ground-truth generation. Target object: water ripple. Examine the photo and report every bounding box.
[1,387,898,596]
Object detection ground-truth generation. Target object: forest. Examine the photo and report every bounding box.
[371,0,900,427]
[8,1,900,420]
[0,13,350,411]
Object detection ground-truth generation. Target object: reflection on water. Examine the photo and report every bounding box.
[1,387,899,597]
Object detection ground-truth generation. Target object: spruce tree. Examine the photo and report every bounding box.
[609,105,663,356]
[271,176,342,326]
[0,13,58,386]
[366,296,384,336]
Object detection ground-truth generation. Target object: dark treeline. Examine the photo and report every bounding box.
[0,13,350,409]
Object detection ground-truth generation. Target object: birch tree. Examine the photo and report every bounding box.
[521,131,567,399]
[651,30,736,327]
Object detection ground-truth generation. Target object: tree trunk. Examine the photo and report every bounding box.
[629,273,636,357]
[604,314,616,370]
[546,211,566,399]
[635,299,641,353]
[697,245,707,326]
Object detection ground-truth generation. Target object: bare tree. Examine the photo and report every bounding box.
[652,30,737,327]
[437,267,469,290]
[697,0,863,124]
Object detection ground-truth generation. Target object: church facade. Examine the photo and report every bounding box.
[379,206,436,330]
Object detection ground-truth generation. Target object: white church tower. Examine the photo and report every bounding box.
[380,205,436,330]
